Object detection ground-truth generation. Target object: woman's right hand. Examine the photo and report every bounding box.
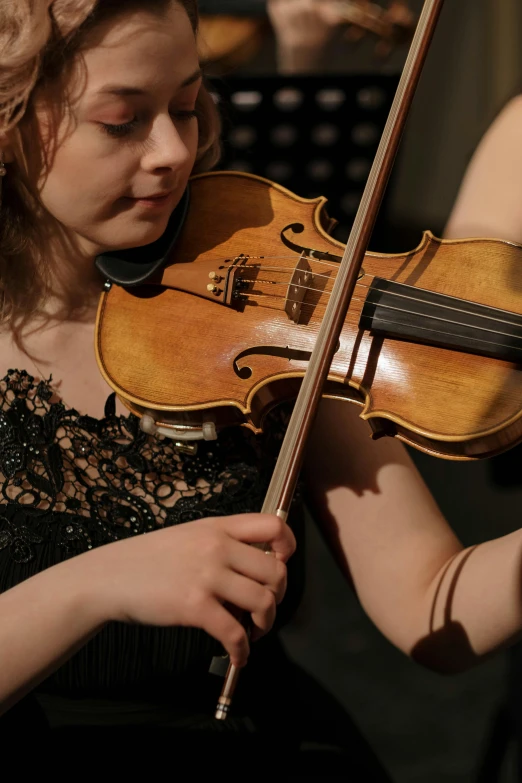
[79,513,296,668]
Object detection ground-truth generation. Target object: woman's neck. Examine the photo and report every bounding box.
[39,221,106,319]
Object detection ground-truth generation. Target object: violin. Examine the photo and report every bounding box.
[337,1,417,57]
[95,169,522,462]
[197,0,417,72]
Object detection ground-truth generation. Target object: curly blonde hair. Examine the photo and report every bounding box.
[0,0,220,325]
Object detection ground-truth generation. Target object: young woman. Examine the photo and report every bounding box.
[2,0,522,772]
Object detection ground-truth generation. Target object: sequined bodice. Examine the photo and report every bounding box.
[0,370,303,703]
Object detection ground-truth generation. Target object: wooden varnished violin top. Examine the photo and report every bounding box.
[96,171,522,460]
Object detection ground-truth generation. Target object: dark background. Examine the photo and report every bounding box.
[202,1,522,779]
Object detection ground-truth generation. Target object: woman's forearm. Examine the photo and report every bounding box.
[0,554,106,714]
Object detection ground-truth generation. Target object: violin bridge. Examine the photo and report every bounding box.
[285,253,314,324]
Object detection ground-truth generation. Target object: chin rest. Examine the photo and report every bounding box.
[94,186,190,286]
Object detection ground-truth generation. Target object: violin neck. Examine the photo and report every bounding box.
[360,278,522,365]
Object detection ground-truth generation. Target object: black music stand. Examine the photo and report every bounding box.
[209,73,400,244]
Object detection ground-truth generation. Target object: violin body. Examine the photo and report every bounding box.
[96,171,522,460]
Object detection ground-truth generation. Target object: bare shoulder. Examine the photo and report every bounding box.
[445,96,522,243]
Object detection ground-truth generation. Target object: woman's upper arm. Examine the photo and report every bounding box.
[445,96,522,243]
[303,398,462,650]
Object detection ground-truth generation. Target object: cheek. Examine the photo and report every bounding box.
[37,139,131,223]
[35,118,200,246]
[38,155,84,225]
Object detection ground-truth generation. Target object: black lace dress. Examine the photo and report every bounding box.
[0,373,303,727]
[0,370,393,778]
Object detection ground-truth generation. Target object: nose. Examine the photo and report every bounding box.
[140,114,193,174]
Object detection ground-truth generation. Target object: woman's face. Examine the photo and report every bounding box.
[34,2,201,257]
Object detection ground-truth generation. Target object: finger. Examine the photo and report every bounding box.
[267,520,296,563]
[215,572,277,635]
[201,601,250,668]
[226,539,288,603]
[219,514,297,562]
[251,598,276,637]
[216,571,277,621]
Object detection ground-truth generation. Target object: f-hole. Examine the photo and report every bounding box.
[233,342,340,378]
[234,345,313,378]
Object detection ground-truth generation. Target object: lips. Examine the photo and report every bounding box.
[131,191,171,200]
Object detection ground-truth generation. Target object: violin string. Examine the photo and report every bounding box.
[234,252,417,274]
[244,278,369,298]
[225,254,345,270]
[245,264,337,282]
[245,292,365,306]
[240,256,522,325]
[226,251,522,336]
[363,283,522,330]
[240,265,522,332]
[369,317,522,355]
[245,262,522,326]
[244,293,522,355]
[355,300,522,342]
[242,285,522,342]
[220,255,522,338]
[238,261,371,294]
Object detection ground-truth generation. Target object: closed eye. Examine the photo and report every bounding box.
[101,118,139,137]
[100,110,197,138]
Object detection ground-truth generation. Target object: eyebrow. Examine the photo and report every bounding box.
[98,68,203,96]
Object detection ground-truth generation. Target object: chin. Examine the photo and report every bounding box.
[109,220,170,251]
[135,223,169,247]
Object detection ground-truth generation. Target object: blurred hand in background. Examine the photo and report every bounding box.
[267,0,347,73]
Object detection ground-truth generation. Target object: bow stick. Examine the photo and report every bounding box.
[214,0,445,721]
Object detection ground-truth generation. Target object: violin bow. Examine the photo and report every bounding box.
[214,0,445,721]
[336,0,417,48]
